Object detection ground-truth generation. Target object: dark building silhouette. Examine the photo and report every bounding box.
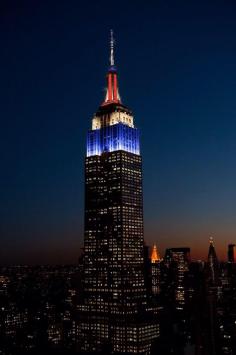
[228,244,236,263]
[78,31,159,354]
[205,238,221,355]
[207,238,219,285]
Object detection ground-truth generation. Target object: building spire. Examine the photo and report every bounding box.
[151,244,161,263]
[110,29,115,67]
[102,30,121,105]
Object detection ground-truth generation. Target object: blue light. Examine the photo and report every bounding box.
[86,123,140,157]
[108,65,117,72]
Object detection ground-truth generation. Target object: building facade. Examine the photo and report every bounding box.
[78,32,159,354]
[207,238,219,285]
[164,248,190,311]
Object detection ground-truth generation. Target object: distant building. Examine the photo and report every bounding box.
[207,237,219,285]
[228,244,236,263]
[150,244,161,296]
[164,248,190,310]
[164,247,190,265]
[151,244,161,263]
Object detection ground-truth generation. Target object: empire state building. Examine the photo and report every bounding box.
[78,31,159,354]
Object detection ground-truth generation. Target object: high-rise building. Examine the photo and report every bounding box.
[150,244,161,296]
[228,244,236,263]
[207,237,219,285]
[205,238,220,354]
[78,31,159,354]
[164,248,190,310]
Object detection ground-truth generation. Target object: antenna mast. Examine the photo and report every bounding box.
[110,29,115,66]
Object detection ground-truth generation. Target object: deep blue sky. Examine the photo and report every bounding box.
[1,0,236,263]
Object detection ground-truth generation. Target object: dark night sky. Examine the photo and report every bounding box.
[1,0,236,264]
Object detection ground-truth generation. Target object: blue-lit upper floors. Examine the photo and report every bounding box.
[87,103,140,157]
[87,122,140,157]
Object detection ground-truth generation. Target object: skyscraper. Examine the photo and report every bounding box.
[228,244,236,263]
[205,238,220,355]
[150,244,161,296]
[78,32,159,354]
[207,238,219,285]
[164,248,190,311]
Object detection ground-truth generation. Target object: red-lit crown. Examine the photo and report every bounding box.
[102,30,121,105]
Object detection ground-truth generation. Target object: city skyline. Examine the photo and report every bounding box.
[2,1,236,264]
